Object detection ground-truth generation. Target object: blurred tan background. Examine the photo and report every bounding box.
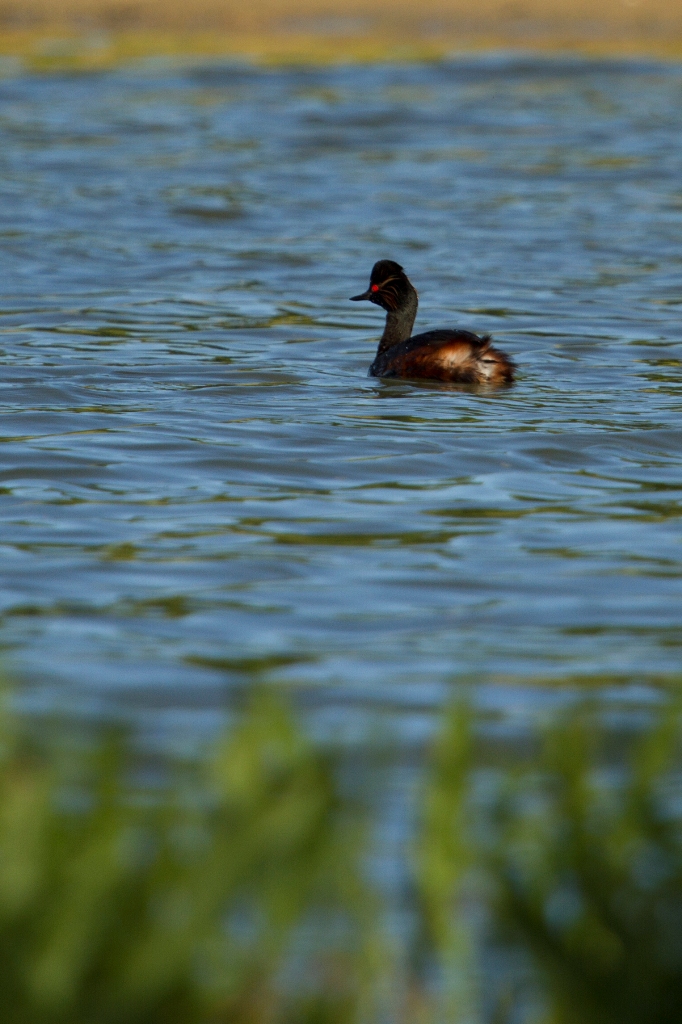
[1,0,682,64]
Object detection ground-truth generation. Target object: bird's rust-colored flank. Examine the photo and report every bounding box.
[375,331,515,385]
[351,261,515,387]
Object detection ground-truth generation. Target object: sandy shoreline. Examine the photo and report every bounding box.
[1,0,682,67]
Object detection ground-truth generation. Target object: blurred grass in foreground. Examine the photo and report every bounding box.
[420,699,682,1024]
[1,683,681,1024]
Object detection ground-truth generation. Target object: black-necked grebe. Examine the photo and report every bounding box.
[351,260,515,386]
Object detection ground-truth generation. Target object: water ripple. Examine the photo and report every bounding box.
[0,58,681,738]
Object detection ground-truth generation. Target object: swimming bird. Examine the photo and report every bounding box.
[351,260,515,385]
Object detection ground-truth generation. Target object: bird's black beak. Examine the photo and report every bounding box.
[350,289,371,301]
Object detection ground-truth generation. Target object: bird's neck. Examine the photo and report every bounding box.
[377,289,418,356]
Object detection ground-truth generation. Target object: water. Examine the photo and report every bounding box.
[1,56,681,744]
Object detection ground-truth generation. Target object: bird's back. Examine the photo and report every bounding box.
[370,328,515,385]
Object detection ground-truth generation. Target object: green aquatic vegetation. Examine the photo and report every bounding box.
[418,699,682,1024]
[494,710,682,1024]
[415,703,481,1024]
[0,688,378,1024]
[0,683,681,1024]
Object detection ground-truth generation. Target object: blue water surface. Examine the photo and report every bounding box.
[0,55,681,743]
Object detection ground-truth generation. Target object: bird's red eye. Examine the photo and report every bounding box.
[371,284,380,292]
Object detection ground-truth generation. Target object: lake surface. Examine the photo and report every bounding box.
[0,55,681,744]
